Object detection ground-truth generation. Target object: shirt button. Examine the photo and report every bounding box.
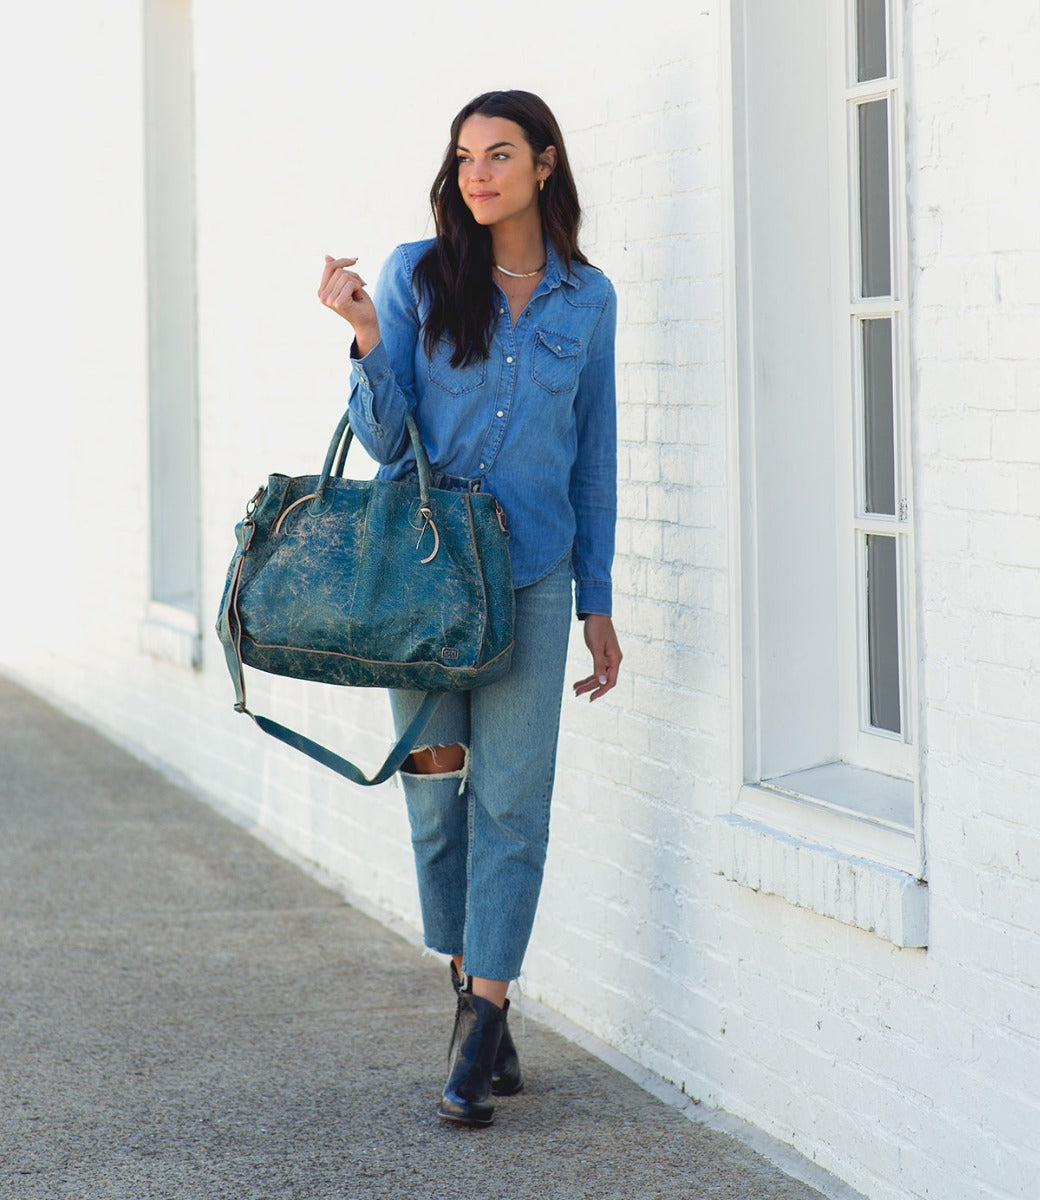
[496,410,504,418]
[498,307,505,315]
[479,462,486,470]
[506,356,514,364]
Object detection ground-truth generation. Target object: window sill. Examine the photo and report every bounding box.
[713,808,928,949]
[736,765,918,875]
[139,601,202,670]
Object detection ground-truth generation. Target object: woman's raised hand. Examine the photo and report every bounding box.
[318,256,381,355]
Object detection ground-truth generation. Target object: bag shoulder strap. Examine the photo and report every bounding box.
[250,692,441,788]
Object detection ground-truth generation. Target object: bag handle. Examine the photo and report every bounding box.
[315,409,432,509]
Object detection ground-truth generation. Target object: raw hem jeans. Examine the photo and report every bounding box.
[389,556,573,981]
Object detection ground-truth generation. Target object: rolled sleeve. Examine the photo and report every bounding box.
[575,580,613,619]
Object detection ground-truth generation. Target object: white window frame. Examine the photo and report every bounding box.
[838,0,917,783]
[138,0,202,670]
[717,0,926,946]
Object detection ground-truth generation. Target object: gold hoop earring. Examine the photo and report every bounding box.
[539,177,545,192]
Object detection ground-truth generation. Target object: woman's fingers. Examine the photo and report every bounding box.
[318,256,373,322]
[573,673,613,701]
[319,255,353,290]
[322,273,365,307]
[575,660,616,701]
[321,272,366,302]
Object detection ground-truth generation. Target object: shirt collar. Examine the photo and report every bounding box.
[543,239,582,291]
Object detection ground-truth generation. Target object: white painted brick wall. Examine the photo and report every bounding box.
[905,3,1040,1197]
[3,3,1040,1198]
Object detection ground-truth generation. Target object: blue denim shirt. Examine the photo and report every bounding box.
[347,238,617,616]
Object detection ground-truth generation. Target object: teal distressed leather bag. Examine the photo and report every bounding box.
[216,408,514,785]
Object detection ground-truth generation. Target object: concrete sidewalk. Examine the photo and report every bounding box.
[0,676,834,1200]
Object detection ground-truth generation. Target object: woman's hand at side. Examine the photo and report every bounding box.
[573,615,623,702]
[318,255,381,356]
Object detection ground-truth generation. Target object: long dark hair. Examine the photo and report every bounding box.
[413,90,589,367]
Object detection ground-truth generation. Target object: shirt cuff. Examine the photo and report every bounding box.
[349,336,390,379]
[349,339,391,437]
[575,580,612,619]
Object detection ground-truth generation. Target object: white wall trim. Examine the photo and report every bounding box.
[714,811,928,948]
[139,601,202,670]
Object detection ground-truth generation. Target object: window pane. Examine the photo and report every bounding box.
[863,318,896,515]
[858,99,891,297]
[866,534,901,734]
[857,0,887,82]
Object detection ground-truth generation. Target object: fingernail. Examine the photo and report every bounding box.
[598,675,607,685]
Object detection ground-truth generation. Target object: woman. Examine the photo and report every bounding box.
[318,89,621,1126]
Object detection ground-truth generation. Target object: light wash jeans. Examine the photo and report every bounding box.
[389,556,573,981]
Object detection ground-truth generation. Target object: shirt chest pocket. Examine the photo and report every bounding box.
[426,339,487,395]
[531,330,582,395]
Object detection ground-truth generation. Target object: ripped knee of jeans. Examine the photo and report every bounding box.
[402,743,470,794]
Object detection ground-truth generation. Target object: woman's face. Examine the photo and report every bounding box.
[456,114,549,228]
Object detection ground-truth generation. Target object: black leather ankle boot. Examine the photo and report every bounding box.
[449,963,523,1096]
[437,986,506,1126]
